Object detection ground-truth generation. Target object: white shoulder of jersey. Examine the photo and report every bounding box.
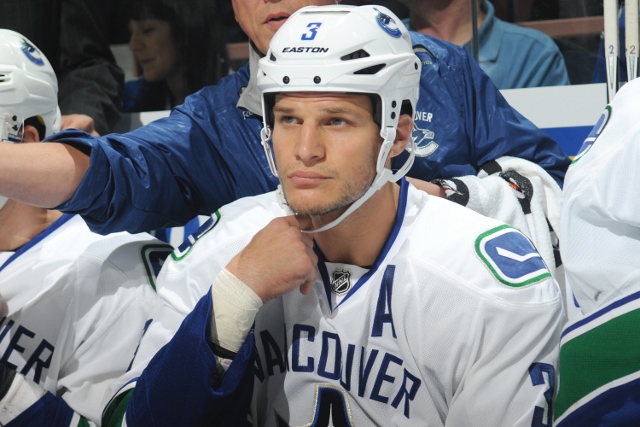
[54,216,169,283]
[155,191,286,313]
[561,78,640,314]
[405,186,561,307]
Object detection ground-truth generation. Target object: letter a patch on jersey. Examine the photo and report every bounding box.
[475,225,551,287]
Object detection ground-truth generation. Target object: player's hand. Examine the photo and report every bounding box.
[226,215,317,303]
[60,114,99,136]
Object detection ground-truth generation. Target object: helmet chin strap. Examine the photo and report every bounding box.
[261,127,416,234]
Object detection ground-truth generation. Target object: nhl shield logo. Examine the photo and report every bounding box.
[330,269,351,294]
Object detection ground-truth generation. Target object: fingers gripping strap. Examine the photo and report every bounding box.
[210,268,263,353]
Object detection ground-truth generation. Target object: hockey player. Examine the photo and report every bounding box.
[0,30,173,426]
[0,0,566,285]
[102,6,565,426]
[554,78,640,426]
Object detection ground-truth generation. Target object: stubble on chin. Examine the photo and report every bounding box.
[280,173,375,217]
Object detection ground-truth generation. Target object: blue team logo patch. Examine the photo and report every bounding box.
[571,105,611,165]
[475,225,551,287]
[21,39,45,66]
[375,8,402,38]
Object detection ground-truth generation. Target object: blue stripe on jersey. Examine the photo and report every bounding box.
[0,213,74,274]
[316,178,409,311]
[561,290,640,339]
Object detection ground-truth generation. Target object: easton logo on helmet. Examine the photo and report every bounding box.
[282,47,330,53]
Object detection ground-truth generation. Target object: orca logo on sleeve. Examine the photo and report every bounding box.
[571,105,611,165]
[475,225,551,287]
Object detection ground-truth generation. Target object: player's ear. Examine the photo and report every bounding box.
[389,114,413,158]
[22,125,41,143]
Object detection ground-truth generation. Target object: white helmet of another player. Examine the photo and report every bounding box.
[258,4,421,232]
[0,29,60,143]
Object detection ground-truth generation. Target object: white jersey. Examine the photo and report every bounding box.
[560,77,640,315]
[555,78,640,426]
[0,214,172,424]
[116,181,564,427]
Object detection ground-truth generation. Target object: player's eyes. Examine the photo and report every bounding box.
[329,118,347,126]
[281,116,297,125]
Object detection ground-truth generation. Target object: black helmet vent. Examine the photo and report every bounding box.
[340,49,370,61]
[353,64,386,75]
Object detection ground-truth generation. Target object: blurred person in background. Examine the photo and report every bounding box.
[0,0,124,135]
[397,0,570,89]
[123,0,229,112]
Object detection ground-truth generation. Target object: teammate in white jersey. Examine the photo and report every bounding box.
[0,29,173,426]
[555,78,640,426]
[104,6,565,426]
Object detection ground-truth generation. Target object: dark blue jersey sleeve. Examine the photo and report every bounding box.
[3,393,75,427]
[117,293,255,427]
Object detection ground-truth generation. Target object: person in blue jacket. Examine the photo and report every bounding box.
[0,0,569,250]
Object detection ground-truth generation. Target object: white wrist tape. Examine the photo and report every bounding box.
[210,268,263,353]
[0,374,45,424]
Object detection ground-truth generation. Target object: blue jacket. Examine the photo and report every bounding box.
[50,32,569,235]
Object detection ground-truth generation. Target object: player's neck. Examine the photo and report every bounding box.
[408,0,486,46]
[0,201,63,251]
[312,183,400,267]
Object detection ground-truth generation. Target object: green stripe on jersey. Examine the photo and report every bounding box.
[102,389,134,427]
[555,307,640,419]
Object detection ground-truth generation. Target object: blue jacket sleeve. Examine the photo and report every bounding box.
[402,33,570,187]
[50,67,279,235]
[460,45,570,185]
[122,293,255,427]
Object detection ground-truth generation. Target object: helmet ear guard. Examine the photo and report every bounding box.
[1,111,25,143]
[257,4,421,232]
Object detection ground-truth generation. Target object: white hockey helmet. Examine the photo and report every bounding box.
[257,4,421,232]
[0,29,60,143]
